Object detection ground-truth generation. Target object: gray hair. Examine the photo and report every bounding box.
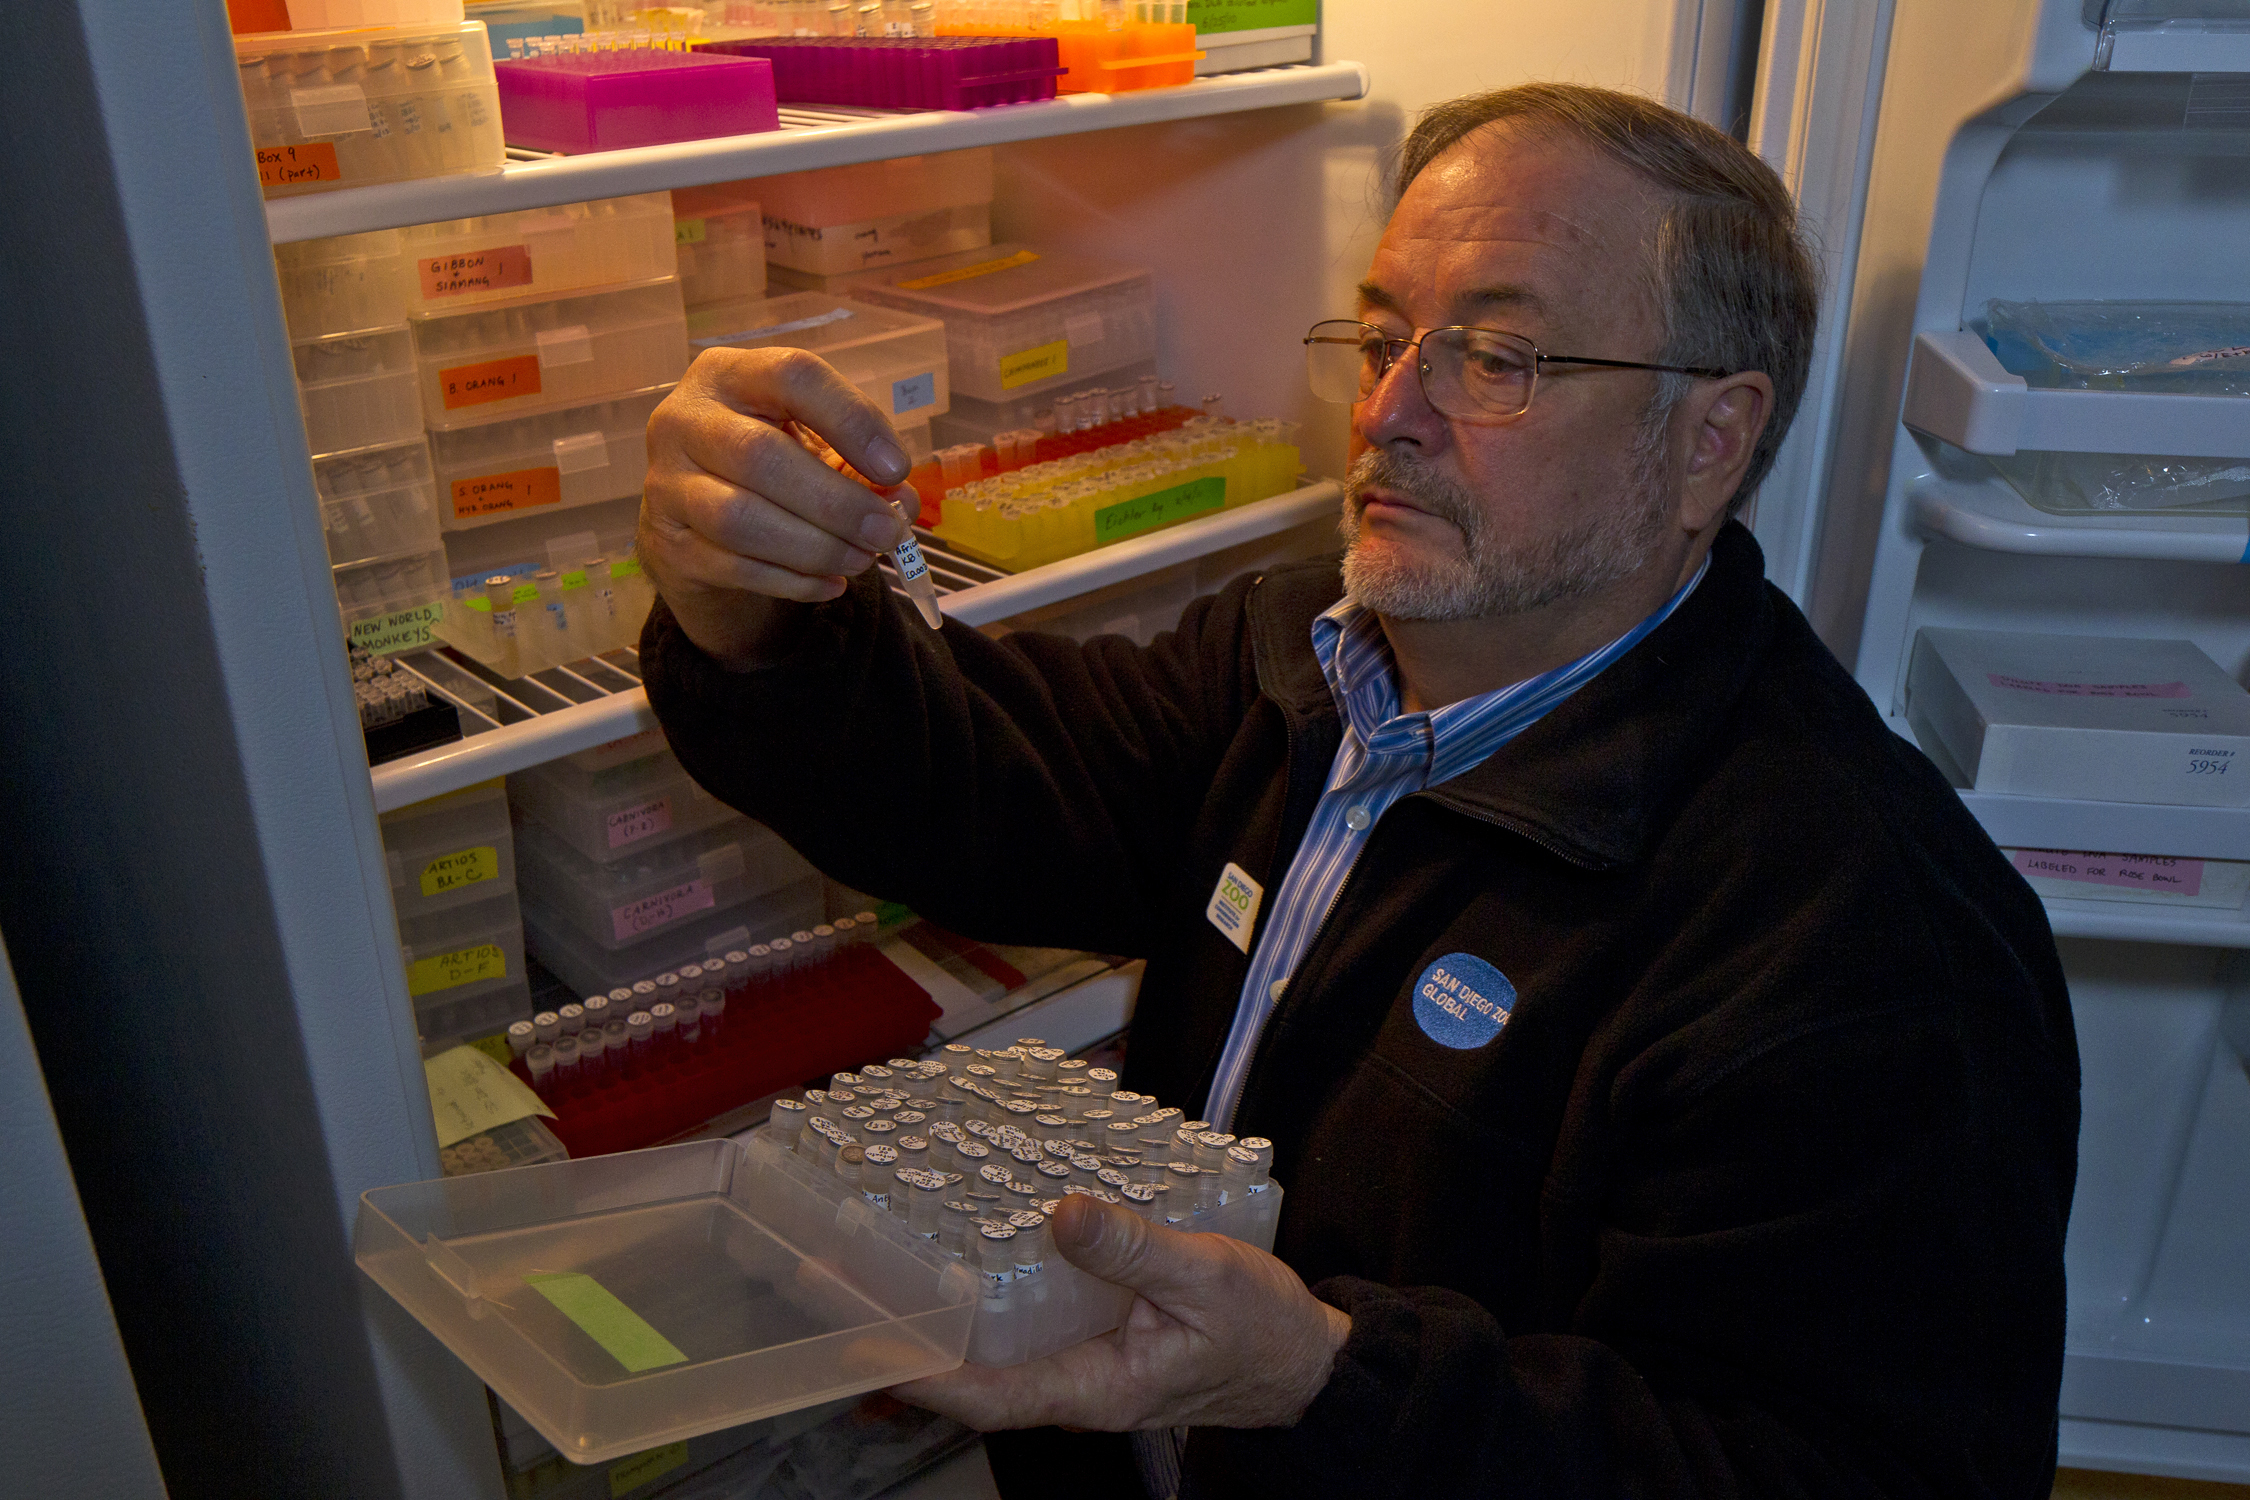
[1393,84,1819,512]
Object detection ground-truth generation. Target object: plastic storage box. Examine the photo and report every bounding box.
[698,36,1063,111]
[233,21,506,198]
[315,438,445,569]
[520,879,826,997]
[353,1137,977,1462]
[839,244,1154,407]
[765,202,991,280]
[753,149,993,278]
[510,746,740,864]
[514,816,821,951]
[429,384,671,527]
[494,46,779,154]
[671,182,767,308]
[401,193,680,313]
[398,887,533,1049]
[334,546,454,650]
[1975,298,2250,394]
[275,229,412,340]
[687,294,949,427]
[380,778,517,922]
[413,278,690,427]
[930,357,1158,446]
[295,326,426,456]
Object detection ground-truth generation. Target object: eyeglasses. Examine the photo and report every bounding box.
[1303,319,1730,421]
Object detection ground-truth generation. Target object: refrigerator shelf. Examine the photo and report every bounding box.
[365,480,1342,811]
[264,63,1371,245]
[2039,896,2250,949]
[1907,471,2250,564]
[1903,329,2250,461]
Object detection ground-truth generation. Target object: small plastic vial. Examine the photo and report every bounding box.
[772,1096,809,1133]
[556,1002,585,1036]
[532,1010,561,1043]
[552,1033,580,1084]
[1164,1162,1201,1222]
[581,995,611,1029]
[1037,1160,1074,1189]
[1007,1210,1049,1276]
[1237,1137,1274,1193]
[861,1143,899,1209]
[1194,1131,1237,1174]
[1121,1181,1160,1220]
[906,1170,947,1238]
[627,1009,654,1059]
[938,1199,978,1257]
[977,1224,1020,1286]
[835,1143,865,1193]
[526,1042,556,1094]
[506,1020,536,1057]
[579,1025,609,1083]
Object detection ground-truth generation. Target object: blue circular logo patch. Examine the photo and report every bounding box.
[1411,953,1516,1050]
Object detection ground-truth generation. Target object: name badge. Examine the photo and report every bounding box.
[1412,953,1516,1049]
[1205,862,1264,954]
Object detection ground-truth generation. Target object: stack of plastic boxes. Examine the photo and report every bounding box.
[274,231,456,654]
[401,193,692,674]
[840,242,1157,448]
[670,182,768,310]
[686,292,951,460]
[511,731,825,996]
[379,780,534,1053]
[761,148,995,293]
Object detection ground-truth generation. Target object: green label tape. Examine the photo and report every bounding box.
[1187,0,1318,33]
[1093,476,1226,546]
[560,569,589,589]
[524,1272,689,1373]
[612,556,643,580]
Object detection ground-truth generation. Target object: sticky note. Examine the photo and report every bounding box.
[999,339,1069,391]
[423,1044,553,1149]
[451,466,562,520]
[523,1272,688,1373]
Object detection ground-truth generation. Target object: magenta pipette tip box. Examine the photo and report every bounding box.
[497,51,780,154]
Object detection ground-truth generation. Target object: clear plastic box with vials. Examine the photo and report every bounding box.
[380,778,518,923]
[401,193,680,314]
[334,546,454,644]
[519,876,825,998]
[686,293,950,427]
[756,148,993,279]
[429,383,673,528]
[275,229,413,341]
[838,243,1154,407]
[295,325,427,456]
[353,1136,977,1463]
[314,437,445,569]
[514,815,820,951]
[413,278,691,428]
[233,20,506,198]
[670,182,768,309]
[509,746,741,864]
[398,887,533,1050]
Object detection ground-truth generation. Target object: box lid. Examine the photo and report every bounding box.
[1914,628,2250,736]
[844,244,1148,318]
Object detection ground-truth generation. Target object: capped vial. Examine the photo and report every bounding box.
[532,1010,562,1043]
[939,1199,977,1257]
[556,1002,585,1035]
[607,986,636,1009]
[860,1062,894,1083]
[527,1042,556,1092]
[1036,1160,1074,1187]
[552,1034,580,1081]
[1237,1136,1274,1193]
[1220,1144,1259,1204]
[1164,1162,1201,1223]
[976,1224,1019,1286]
[772,1096,809,1127]
[582,995,611,1028]
[862,1142,899,1209]
[906,1170,946,1238]
[507,1020,536,1057]
[627,1010,654,1056]
[1096,1166,1132,1193]
[1194,1131,1237,1174]
[1121,1181,1160,1220]
[1007,1210,1049,1276]
[978,1162,1014,1188]
[835,1143,865,1192]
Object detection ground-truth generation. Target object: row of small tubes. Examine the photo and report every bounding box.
[775,1040,1273,1288]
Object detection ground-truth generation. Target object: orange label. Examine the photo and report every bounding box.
[419,245,535,300]
[440,354,542,411]
[451,466,562,519]
[256,143,340,188]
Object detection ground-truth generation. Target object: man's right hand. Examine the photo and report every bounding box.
[638,346,918,670]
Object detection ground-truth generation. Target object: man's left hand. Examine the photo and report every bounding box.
[890,1194,1351,1431]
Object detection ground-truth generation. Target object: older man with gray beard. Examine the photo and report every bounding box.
[633,83,2076,1500]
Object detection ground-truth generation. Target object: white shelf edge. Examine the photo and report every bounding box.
[2040,896,2250,949]
[939,479,1340,626]
[370,481,1342,810]
[2105,28,2250,75]
[266,63,1370,243]
[1901,329,2250,460]
[1906,474,2250,564]
[1956,784,2250,863]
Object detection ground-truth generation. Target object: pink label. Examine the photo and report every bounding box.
[1987,673,2190,699]
[611,878,714,941]
[606,796,673,849]
[2010,849,2204,897]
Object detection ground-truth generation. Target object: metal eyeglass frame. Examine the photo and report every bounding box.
[1303,319,1732,420]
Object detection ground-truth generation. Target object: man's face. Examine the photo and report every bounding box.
[1342,121,1681,621]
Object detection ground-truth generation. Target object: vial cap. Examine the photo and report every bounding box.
[865,1143,898,1164]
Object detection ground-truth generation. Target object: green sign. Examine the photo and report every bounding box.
[1188,0,1317,34]
[1094,476,1227,546]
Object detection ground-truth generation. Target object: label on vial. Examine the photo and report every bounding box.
[998,339,1069,391]
[894,537,929,583]
[440,354,542,411]
[610,1443,690,1496]
[1411,952,1516,1051]
[1205,861,1264,953]
[347,599,445,656]
[256,143,340,187]
[892,371,937,416]
[2009,849,2205,898]
[418,245,534,300]
[419,845,499,897]
[406,942,508,997]
[1095,476,1225,547]
[451,466,561,519]
[612,879,714,941]
[895,248,1039,291]
[607,797,674,849]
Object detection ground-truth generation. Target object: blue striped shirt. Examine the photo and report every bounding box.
[1200,557,1709,1130]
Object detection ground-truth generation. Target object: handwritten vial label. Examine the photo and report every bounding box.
[257,143,341,188]
[1094,476,1226,546]
[418,245,534,300]
[2009,849,2205,898]
[611,879,714,942]
[606,797,674,850]
[440,354,542,411]
[998,338,1069,391]
[451,466,562,519]
[1205,861,1264,953]
[1411,952,1515,1050]
[419,846,499,898]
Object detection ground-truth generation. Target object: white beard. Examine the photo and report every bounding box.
[1338,437,1675,621]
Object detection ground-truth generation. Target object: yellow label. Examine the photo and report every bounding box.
[406,942,507,997]
[999,338,1069,391]
[467,1032,514,1066]
[674,218,707,245]
[348,599,446,656]
[610,1442,692,1496]
[423,1043,552,1149]
[894,248,1039,290]
[419,845,498,898]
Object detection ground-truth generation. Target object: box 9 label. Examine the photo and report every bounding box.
[611,879,713,941]
[999,339,1069,391]
[1093,476,1225,546]
[419,244,534,300]
[451,466,562,519]
[257,143,340,187]
[419,845,499,898]
[607,797,674,849]
[406,942,507,997]
[440,354,542,411]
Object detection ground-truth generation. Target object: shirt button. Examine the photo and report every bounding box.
[1269,979,1288,1002]
[1345,805,1371,831]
